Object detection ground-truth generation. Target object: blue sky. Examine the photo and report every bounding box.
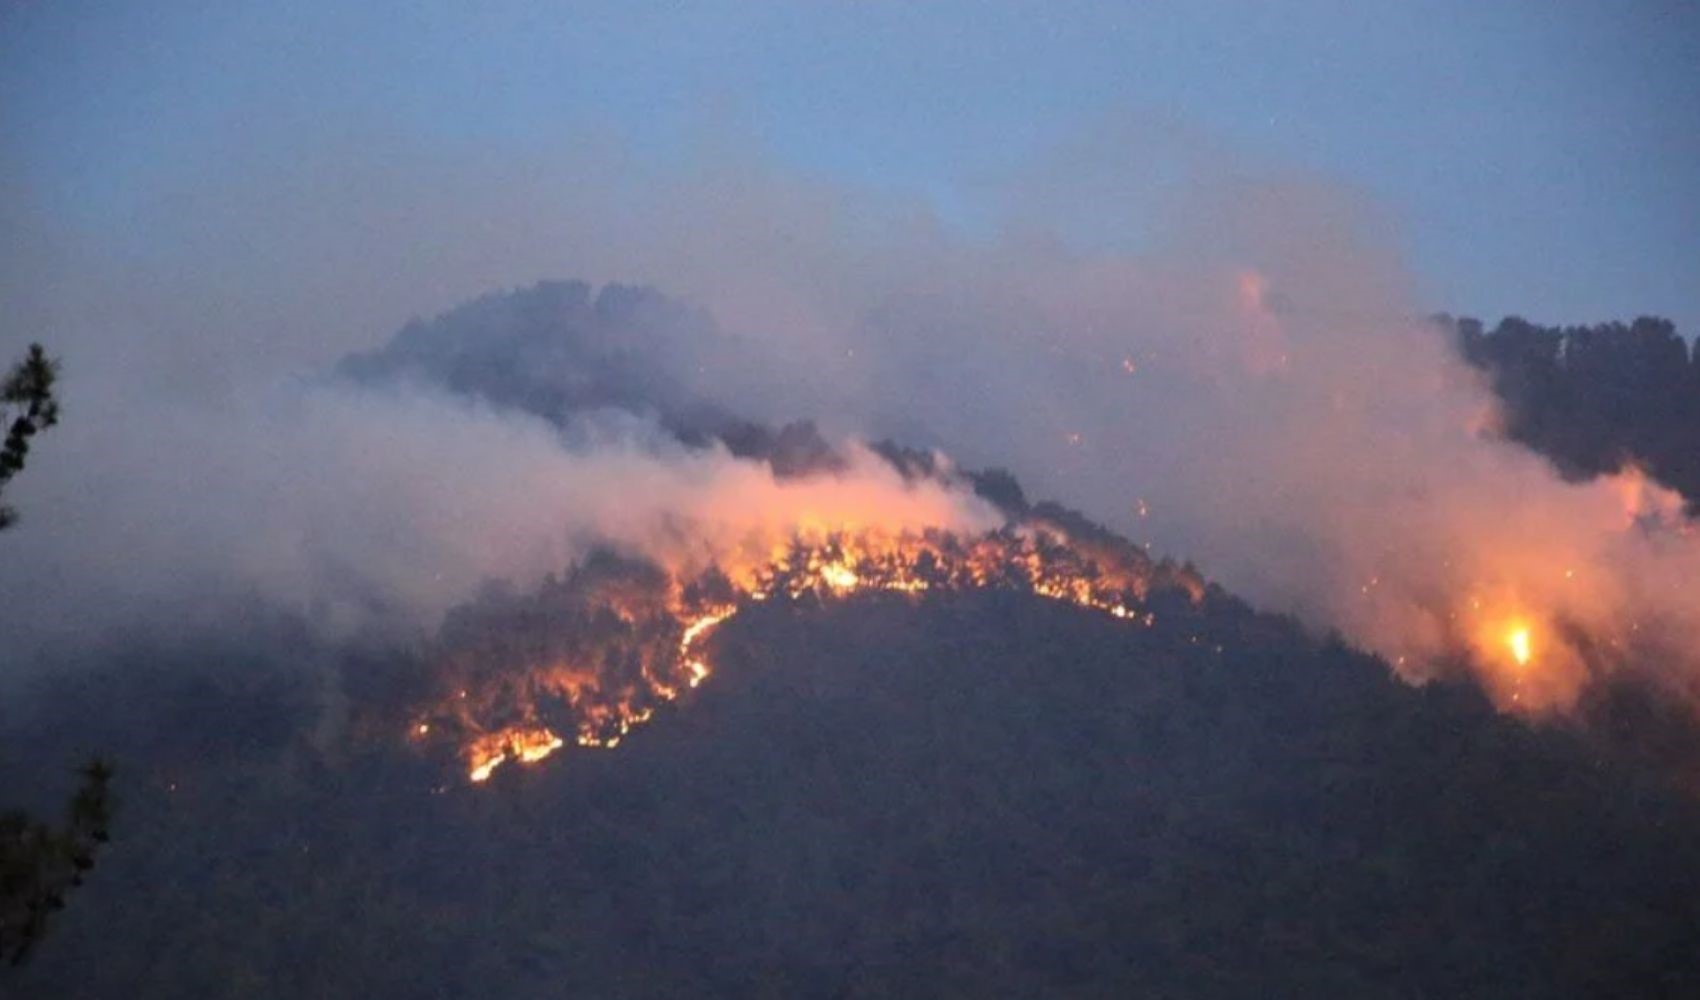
[3,0,1697,334]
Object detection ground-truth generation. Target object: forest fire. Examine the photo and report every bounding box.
[411,521,1203,782]
[1333,447,1700,718]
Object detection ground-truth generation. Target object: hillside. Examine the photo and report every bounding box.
[6,584,1700,997]
[8,284,1700,996]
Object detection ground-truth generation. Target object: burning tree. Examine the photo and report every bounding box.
[410,520,1205,783]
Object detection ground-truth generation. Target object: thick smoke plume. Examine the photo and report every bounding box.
[3,129,1697,717]
[0,371,995,657]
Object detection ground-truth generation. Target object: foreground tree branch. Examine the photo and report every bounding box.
[0,343,107,965]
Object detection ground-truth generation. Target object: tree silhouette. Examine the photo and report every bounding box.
[0,343,61,530]
[1,761,113,965]
[1450,315,1700,508]
[0,343,113,965]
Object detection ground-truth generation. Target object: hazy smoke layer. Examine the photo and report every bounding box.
[525,167,1699,712]
[0,370,995,657]
[3,132,1697,711]
[745,180,1700,713]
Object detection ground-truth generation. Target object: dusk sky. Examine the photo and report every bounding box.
[3,1,1697,338]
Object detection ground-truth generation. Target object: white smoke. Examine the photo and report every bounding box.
[3,117,1697,712]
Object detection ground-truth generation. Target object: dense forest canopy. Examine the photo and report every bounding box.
[1449,314,1700,507]
[8,585,1700,997]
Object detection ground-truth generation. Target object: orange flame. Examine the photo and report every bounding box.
[413,523,1203,782]
[1507,624,1532,667]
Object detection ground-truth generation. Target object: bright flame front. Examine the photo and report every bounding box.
[411,523,1203,782]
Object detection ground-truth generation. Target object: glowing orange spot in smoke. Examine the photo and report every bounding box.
[1507,624,1533,667]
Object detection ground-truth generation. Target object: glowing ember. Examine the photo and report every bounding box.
[1507,625,1533,667]
[468,726,565,782]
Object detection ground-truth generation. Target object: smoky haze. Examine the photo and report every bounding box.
[2,116,1697,712]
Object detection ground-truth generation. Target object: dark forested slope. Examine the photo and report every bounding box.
[6,586,1700,998]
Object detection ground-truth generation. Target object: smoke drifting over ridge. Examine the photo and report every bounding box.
[2,132,1697,716]
[0,372,996,655]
